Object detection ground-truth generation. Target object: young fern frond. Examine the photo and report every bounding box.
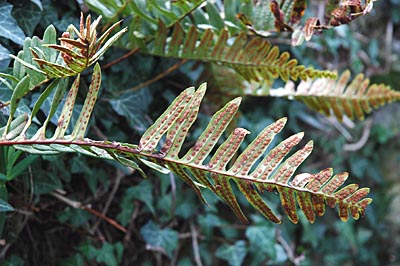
[0,78,372,224]
[147,21,336,84]
[12,14,127,79]
[272,70,400,121]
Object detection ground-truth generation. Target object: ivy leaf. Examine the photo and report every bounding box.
[0,198,14,212]
[33,172,62,194]
[246,224,276,259]
[0,45,10,70]
[84,0,123,19]
[96,242,121,266]
[12,1,42,36]
[0,2,26,45]
[216,240,248,266]
[140,220,178,258]
[117,180,156,226]
[109,89,153,131]
[127,180,155,214]
[30,0,43,10]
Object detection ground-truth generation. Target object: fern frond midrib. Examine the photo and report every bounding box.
[294,94,399,100]
[0,138,366,211]
[146,51,302,70]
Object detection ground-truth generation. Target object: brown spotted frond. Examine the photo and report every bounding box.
[135,84,371,223]
[147,21,336,85]
[271,70,400,121]
[0,83,372,224]
[231,0,376,45]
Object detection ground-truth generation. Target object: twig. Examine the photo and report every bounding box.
[0,101,10,108]
[169,172,177,217]
[118,59,188,94]
[343,118,373,152]
[124,201,141,243]
[102,48,140,70]
[83,206,127,233]
[190,220,203,266]
[28,166,34,203]
[50,191,82,208]
[0,243,11,259]
[50,191,127,233]
[325,116,354,141]
[276,229,304,266]
[90,169,125,233]
[384,19,393,72]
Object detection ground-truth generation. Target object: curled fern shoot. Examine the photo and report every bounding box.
[11,13,127,78]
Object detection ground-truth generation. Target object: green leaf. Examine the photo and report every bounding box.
[96,242,120,266]
[84,0,124,19]
[117,180,155,225]
[57,207,91,227]
[6,154,38,181]
[110,89,153,131]
[33,172,62,194]
[140,220,179,258]
[0,198,14,212]
[12,1,42,36]
[4,75,31,138]
[30,0,43,10]
[216,240,248,266]
[0,2,26,45]
[246,224,276,259]
[0,45,10,70]
[128,180,155,214]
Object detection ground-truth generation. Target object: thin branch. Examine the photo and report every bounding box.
[90,169,125,233]
[169,172,177,217]
[102,48,140,70]
[276,229,304,266]
[83,206,127,233]
[50,191,127,233]
[190,220,203,266]
[325,116,354,141]
[384,19,393,72]
[0,101,10,109]
[124,201,141,243]
[118,59,187,94]
[343,118,373,152]
[50,191,82,208]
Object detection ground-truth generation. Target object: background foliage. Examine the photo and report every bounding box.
[0,0,400,265]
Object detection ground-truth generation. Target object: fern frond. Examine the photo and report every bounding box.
[1,81,372,224]
[129,0,205,27]
[271,70,400,121]
[12,14,127,78]
[147,21,336,84]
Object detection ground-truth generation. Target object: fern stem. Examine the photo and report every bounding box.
[102,47,140,70]
[119,59,188,94]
